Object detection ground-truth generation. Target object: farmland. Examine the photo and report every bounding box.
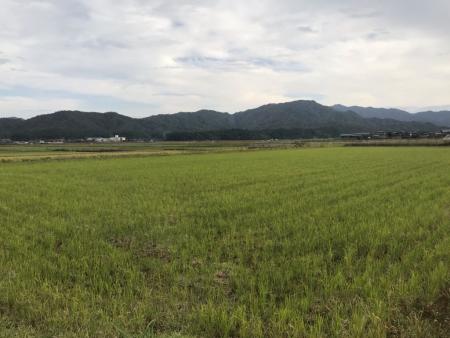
[0,142,253,162]
[0,146,449,337]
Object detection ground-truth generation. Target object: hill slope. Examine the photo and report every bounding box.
[333,105,413,121]
[142,110,235,134]
[334,104,450,127]
[235,101,365,130]
[413,110,450,127]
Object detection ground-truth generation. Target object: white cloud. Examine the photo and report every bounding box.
[0,0,449,117]
[0,96,81,119]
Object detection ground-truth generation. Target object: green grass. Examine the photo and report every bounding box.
[0,147,449,337]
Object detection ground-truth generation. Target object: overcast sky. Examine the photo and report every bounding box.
[0,0,449,118]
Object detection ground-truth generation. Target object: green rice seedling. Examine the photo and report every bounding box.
[0,147,449,337]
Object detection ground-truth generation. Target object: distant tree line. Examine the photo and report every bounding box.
[165,128,343,141]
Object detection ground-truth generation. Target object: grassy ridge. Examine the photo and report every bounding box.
[0,147,449,337]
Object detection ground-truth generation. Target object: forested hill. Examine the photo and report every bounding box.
[0,100,443,140]
[333,104,450,127]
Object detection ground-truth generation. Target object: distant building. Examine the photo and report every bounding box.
[110,135,126,142]
[372,131,388,139]
[340,133,371,140]
[87,135,126,143]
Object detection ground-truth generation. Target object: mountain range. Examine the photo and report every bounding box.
[0,100,449,140]
[333,104,450,126]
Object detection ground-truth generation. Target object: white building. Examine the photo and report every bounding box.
[110,135,126,142]
[87,135,126,143]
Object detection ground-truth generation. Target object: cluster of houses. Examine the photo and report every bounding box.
[0,135,127,145]
[85,135,127,143]
[340,129,450,140]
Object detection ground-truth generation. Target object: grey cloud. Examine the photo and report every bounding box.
[365,30,389,41]
[155,91,201,98]
[297,26,316,33]
[175,56,230,67]
[248,58,309,72]
[172,20,185,28]
[80,38,130,50]
[344,10,382,19]
[175,55,309,73]
[35,0,90,20]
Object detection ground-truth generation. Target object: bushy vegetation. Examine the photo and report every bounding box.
[0,147,449,337]
[165,128,344,140]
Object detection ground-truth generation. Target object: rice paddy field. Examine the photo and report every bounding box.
[0,145,449,337]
